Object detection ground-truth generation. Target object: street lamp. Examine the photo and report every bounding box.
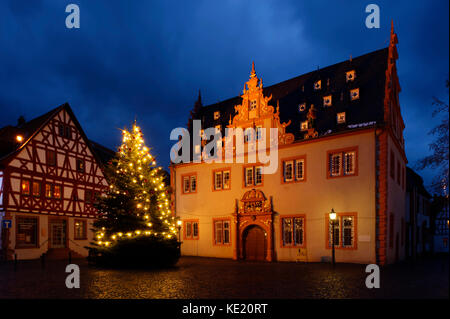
[177,220,182,241]
[329,208,337,267]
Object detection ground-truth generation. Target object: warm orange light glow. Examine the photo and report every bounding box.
[16,135,24,142]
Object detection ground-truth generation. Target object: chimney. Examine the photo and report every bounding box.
[17,116,26,127]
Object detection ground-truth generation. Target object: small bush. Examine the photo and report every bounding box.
[87,236,181,269]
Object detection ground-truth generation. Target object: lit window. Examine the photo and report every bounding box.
[337,112,346,124]
[186,222,192,237]
[244,128,253,143]
[301,121,308,131]
[53,185,62,199]
[32,181,41,197]
[45,184,52,198]
[21,180,30,196]
[215,125,221,133]
[299,103,306,112]
[296,159,305,181]
[328,215,357,249]
[184,221,199,240]
[214,111,220,120]
[282,217,305,247]
[190,176,197,192]
[214,171,223,190]
[314,80,321,90]
[249,100,257,110]
[346,70,356,82]
[328,148,357,178]
[223,171,230,189]
[323,95,332,107]
[350,88,359,100]
[76,159,85,173]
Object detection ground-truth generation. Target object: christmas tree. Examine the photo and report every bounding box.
[89,122,180,267]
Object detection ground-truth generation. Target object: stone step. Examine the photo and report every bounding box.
[44,248,84,260]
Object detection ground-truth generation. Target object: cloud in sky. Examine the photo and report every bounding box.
[0,0,448,190]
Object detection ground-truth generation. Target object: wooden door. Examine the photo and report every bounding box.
[244,226,266,261]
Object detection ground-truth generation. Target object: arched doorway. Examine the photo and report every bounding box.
[243,225,267,261]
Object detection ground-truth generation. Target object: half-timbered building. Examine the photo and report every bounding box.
[171,24,406,265]
[0,103,112,260]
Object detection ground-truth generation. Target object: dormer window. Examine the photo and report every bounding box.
[337,112,346,124]
[314,80,321,90]
[323,95,332,107]
[215,125,221,133]
[214,111,220,120]
[249,99,257,110]
[346,70,356,82]
[350,88,360,101]
[300,121,308,131]
[298,103,306,112]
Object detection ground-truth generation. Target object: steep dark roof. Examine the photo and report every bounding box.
[406,167,432,198]
[0,103,114,168]
[193,48,389,140]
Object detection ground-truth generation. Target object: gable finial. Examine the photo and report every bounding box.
[250,61,256,78]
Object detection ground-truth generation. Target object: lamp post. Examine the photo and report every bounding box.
[329,208,337,267]
[177,220,182,242]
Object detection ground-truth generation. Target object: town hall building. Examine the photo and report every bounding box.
[171,24,406,265]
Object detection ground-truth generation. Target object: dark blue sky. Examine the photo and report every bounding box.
[0,0,448,190]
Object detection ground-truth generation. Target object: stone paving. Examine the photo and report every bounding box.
[0,255,448,299]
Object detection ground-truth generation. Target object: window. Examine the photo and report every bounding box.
[256,126,263,140]
[337,112,346,124]
[53,185,62,199]
[323,95,332,107]
[182,174,197,194]
[255,166,262,185]
[213,169,231,191]
[327,147,358,178]
[215,125,221,133]
[74,220,87,240]
[85,189,93,204]
[58,124,64,137]
[281,216,305,247]
[299,103,306,112]
[184,220,199,240]
[45,184,62,199]
[284,161,294,182]
[214,219,230,245]
[390,151,395,179]
[346,70,356,82]
[282,158,306,183]
[32,181,41,197]
[314,80,321,90]
[21,180,30,196]
[65,125,71,139]
[300,121,308,131]
[16,217,38,248]
[214,111,220,120]
[46,150,56,166]
[249,99,257,110]
[244,128,253,143]
[245,165,263,186]
[327,213,356,249]
[350,88,359,101]
[76,159,85,173]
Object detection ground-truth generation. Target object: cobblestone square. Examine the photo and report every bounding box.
[0,255,448,299]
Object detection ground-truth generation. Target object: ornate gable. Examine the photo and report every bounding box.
[228,62,294,145]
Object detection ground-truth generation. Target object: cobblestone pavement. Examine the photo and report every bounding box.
[0,255,448,299]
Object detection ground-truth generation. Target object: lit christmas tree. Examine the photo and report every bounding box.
[89,122,180,267]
